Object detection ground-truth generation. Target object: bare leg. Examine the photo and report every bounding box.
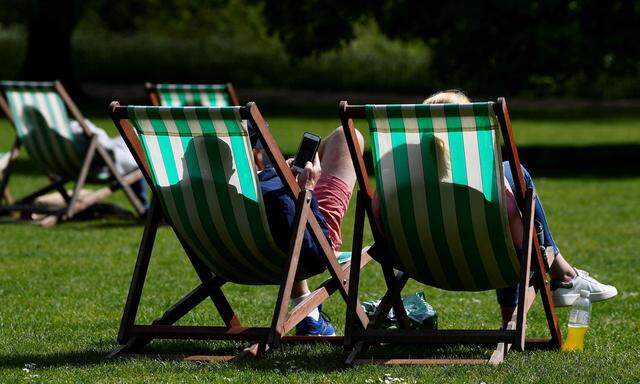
[292,280,310,299]
[291,126,364,301]
[550,253,576,282]
[318,126,364,189]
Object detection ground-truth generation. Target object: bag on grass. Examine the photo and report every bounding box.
[362,291,437,330]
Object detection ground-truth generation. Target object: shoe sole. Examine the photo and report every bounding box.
[552,287,618,307]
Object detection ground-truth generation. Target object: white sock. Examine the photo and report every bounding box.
[291,292,320,321]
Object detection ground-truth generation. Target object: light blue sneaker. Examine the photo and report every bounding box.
[295,305,336,336]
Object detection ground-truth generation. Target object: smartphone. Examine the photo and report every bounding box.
[291,132,321,174]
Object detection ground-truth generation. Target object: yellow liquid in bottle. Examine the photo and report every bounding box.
[562,324,588,351]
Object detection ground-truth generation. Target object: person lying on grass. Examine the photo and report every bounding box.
[248,121,365,336]
[376,90,618,327]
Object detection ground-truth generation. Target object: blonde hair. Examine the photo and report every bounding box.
[423,89,470,104]
[422,90,471,179]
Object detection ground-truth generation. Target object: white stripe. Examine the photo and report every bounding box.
[169,92,181,107]
[45,92,82,168]
[6,92,26,136]
[33,92,74,175]
[133,109,170,186]
[431,104,475,289]
[182,109,273,275]
[159,109,230,267]
[215,91,226,106]
[400,106,447,286]
[460,105,505,287]
[372,107,417,275]
[132,110,209,268]
[199,90,212,106]
[21,92,57,169]
[183,90,196,106]
[208,109,281,273]
[6,93,42,164]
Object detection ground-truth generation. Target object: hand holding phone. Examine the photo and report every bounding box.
[291,132,321,175]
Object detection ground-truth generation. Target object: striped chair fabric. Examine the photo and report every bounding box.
[126,106,315,284]
[155,84,232,107]
[365,103,520,291]
[1,81,85,178]
[0,151,9,176]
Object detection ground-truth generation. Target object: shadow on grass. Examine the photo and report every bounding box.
[120,340,495,372]
[0,338,497,373]
[0,349,107,370]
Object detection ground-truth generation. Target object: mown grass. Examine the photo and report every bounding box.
[1,116,639,383]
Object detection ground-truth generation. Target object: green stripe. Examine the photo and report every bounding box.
[171,108,269,282]
[220,109,285,275]
[6,92,45,167]
[194,108,279,282]
[45,91,84,167]
[159,93,173,106]
[175,92,188,106]
[444,107,491,288]
[413,107,462,289]
[385,105,434,282]
[142,108,226,276]
[35,91,77,176]
[15,92,66,175]
[473,104,519,285]
[156,86,231,107]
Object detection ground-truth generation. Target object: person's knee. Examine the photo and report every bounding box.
[332,125,364,154]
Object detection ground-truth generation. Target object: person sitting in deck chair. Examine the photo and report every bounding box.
[248,121,364,336]
[36,118,149,210]
[374,90,617,327]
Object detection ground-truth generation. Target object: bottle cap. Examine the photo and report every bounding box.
[580,290,590,298]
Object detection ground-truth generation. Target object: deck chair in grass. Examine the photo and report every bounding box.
[145,82,239,107]
[339,99,563,365]
[108,101,372,359]
[0,92,21,205]
[0,81,146,225]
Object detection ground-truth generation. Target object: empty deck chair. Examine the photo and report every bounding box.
[145,82,239,107]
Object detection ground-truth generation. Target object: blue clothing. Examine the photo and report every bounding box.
[496,161,559,307]
[258,166,331,270]
[131,179,149,210]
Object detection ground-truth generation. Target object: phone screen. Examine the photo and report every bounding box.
[292,133,321,172]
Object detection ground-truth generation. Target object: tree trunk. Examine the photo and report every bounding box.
[20,0,83,94]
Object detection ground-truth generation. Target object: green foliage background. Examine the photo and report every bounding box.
[1,0,639,97]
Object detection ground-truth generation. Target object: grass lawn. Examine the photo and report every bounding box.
[1,115,639,383]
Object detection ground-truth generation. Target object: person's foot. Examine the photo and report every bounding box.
[551,268,618,306]
[295,305,336,336]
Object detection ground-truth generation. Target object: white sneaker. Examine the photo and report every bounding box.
[551,268,618,306]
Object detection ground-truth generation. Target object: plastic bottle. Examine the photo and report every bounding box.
[562,290,591,351]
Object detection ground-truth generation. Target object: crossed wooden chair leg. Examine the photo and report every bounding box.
[0,136,145,226]
[345,189,562,366]
[112,193,372,362]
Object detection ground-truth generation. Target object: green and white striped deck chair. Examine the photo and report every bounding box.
[108,101,371,358]
[0,81,145,224]
[0,150,12,203]
[339,99,562,365]
[146,82,239,107]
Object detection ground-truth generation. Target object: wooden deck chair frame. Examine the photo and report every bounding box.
[145,82,240,107]
[0,81,145,226]
[339,98,563,365]
[109,101,372,360]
